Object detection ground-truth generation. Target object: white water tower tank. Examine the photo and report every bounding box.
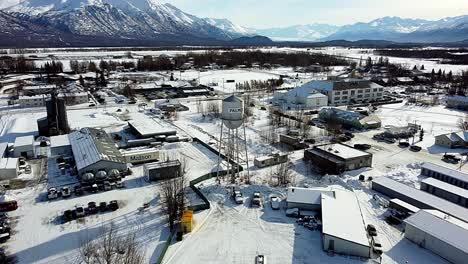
[222,95,244,129]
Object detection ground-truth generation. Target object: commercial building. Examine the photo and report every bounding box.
[446,96,468,110]
[58,92,88,106]
[321,190,370,258]
[421,162,468,190]
[69,128,127,177]
[254,153,288,168]
[389,198,419,215]
[273,86,328,109]
[286,187,333,211]
[298,79,384,106]
[434,131,468,149]
[50,135,72,157]
[121,148,160,164]
[319,107,381,129]
[18,95,49,108]
[404,210,468,264]
[128,120,177,139]
[13,135,35,158]
[144,160,181,181]
[420,177,468,208]
[23,85,58,96]
[371,177,468,223]
[304,144,372,174]
[0,157,18,180]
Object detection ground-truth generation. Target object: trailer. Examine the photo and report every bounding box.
[121,148,160,165]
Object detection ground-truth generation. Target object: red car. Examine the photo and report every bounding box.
[0,201,18,212]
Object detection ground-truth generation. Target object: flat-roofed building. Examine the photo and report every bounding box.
[286,187,333,211]
[0,158,18,180]
[50,134,72,157]
[404,210,468,264]
[321,190,370,258]
[128,120,177,139]
[13,135,35,158]
[304,143,372,174]
[371,177,468,223]
[421,162,468,190]
[420,177,468,208]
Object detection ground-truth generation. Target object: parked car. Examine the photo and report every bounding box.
[47,188,58,200]
[91,184,99,193]
[270,196,280,210]
[103,181,112,191]
[74,185,84,196]
[384,138,396,144]
[442,154,461,164]
[75,205,85,218]
[354,144,371,150]
[0,232,10,243]
[344,132,354,138]
[115,181,124,188]
[398,141,410,148]
[255,255,267,264]
[286,208,300,218]
[367,224,377,236]
[251,192,262,207]
[109,200,119,211]
[88,202,98,214]
[99,202,108,212]
[61,187,71,198]
[63,210,74,222]
[410,145,422,152]
[232,187,244,204]
[371,236,383,254]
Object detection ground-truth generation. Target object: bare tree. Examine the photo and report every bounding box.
[160,157,188,231]
[79,223,144,264]
[206,101,220,118]
[273,161,294,186]
[457,115,468,130]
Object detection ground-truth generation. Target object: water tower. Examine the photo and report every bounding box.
[216,95,250,182]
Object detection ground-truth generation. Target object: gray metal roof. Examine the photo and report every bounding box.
[404,210,468,253]
[69,128,125,171]
[0,143,8,158]
[144,160,181,170]
[422,162,468,183]
[372,177,468,223]
[422,177,468,199]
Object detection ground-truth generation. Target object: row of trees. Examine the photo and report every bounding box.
[70,60,136,74]
[375,49,468,65]
[235,79,284,92]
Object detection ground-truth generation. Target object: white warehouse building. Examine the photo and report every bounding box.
[404,210,468,264]
[290,79,384,106]
[273,86,328,109]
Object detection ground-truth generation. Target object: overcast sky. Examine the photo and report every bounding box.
[1,0,467,28]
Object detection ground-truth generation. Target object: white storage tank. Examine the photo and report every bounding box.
[81,172,95,182]
[95,170,108,181]
[221,95,244,129]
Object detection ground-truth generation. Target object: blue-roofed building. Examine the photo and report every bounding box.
[404,210,468,264]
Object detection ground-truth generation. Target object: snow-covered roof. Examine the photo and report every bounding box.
[144,160,181,170]
[286,187,332,205]
[312,143,371,160]
[422,178,468,199]
[0,158,18,170]
[320,107,364,121]
[0,143,8,158]
[422,162,468,184]
[23,85,57,90]
[18,95,50,100]
[50,135,70,148]
[372,177,468,223]
[69,128,125,172]
[390,198,420,213]
[14,135,34,148]
[404,210,468,253]
[321,190,369,247]
[128,120,177,137]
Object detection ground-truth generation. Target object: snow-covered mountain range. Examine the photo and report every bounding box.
[0,1,467,47]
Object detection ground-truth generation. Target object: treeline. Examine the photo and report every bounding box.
[0,56,36,73]
[236,79,284,92]
[70,60,135,74]
[374,49,468,65]
[136,56,173,71]
[188,50,349,68]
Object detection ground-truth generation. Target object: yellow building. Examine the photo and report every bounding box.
[181,210,193,233]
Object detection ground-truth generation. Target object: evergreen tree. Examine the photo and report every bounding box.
[420,65,424,70]
[79,75,84,86]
